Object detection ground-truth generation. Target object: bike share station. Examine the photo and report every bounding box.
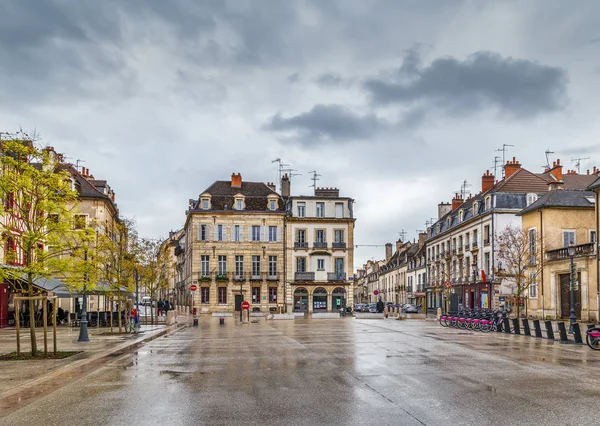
[191,284,198,326]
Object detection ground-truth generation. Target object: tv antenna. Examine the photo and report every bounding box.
[398,229,407,241]
[544,149,555,169]
[492,156,502,178]
[459,179,471,199]
[571,157,590,174]
[308,170,321,193]
[75,159,86,172]
[272,158,290,191]
[496,144,514,178]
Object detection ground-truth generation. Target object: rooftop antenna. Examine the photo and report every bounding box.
[492,156,502,178]
[459,179,471,199]
[571,157,590,174]
[308,170,321,194]
[272,158,290,192]
[496,144,515,178]
[398,229,407,241]
[544,149,555,169]
[75,159,86,172]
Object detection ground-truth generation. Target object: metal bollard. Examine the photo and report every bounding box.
[573,323,583,344]
[503,317,511,334]
[512,318,520,335]
[544,320,555,340]
[557,322,568,342]
[219,317,224,325]
[522,319,531,336]
[533,319,543,338]
[193,317,198,326]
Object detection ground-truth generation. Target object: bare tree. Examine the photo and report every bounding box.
[496,226,543,317]
[137,238,169,325]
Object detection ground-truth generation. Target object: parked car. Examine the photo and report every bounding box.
[402,304,419,313]
[368,303,377,313]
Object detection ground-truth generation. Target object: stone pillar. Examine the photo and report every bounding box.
[261,282,268,312]
[308,292,313,314]
[327,292,332,313]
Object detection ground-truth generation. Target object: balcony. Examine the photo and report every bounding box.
[295,272,315,281]
[234,274,244,281]
[471,241,479,251]
[216,273,228,282]
[546,243,595,261]
[465,243,470,251]
[327,272,346,282]
[444,251,451,259]
[251,274,261,281]
[267,273,278,281]
[313,242,328,249]
[295,241,308,249]
[199,274,211,282]
[484,239,490,246]
[332,242,346,249]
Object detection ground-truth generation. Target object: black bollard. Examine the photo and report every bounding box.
[533,319,543,338]
[545,320,555,340]
[219,317,224,325]
[557,322,568,342]
[512,318,521,335]
[522,319,531,336]
[503,317,512,334]
[573,323,583,344]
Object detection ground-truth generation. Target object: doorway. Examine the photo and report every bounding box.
[294,287,308,312]
[234,294,243,312]
[560,273,581,319]
[313,287,327,312]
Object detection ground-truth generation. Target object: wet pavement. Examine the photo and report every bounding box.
[1,317,599,425]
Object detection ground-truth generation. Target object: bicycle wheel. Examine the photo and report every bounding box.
[480,322,492,333]
[586,328,600,350]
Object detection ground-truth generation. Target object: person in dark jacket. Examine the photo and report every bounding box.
[376,298,384,313]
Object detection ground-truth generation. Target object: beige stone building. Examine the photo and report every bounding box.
[184,173,285,314]
[284,177,356,314]
[158,229,184,304]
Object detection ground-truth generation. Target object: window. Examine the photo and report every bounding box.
[218,255,227,274]
[201,255,210,276]
[234,225,241,242]
[270,200,276,211]
[473,202,478,216]
[252,287,260,303]
[4,193,14,210]
[252,255,260,277]
[217,225,225,241]
[199,224,208,241]
[269,226,277,242]
[316,202,324,218]
[317,259,325,270]
[201,287,209,304]
[483,225,490,244]
[252,225,261,242]
[297,202,306,217]
[202,199,209,209]
[591,231,597,244]
[315,229,325,243]
[218,287,227,304]
[268,256,277,277]
[473,229,478,246]
[268,287,277,303]
[235,255,244,277]
[529,272,537,298]
[459,210,463,222]
[485,196,492,210]
[296,257,306,272]
[74,215,87,230]
[465,233,470,246]
[528,229,537,265]
[526,193,538,207]
[334,230,344,243]
[335,202,343,218]
[563,230,576,247]
[296,229,306,243]
[484,252,490,276]
[236,199,243,210]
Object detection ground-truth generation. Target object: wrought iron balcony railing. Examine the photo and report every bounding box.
[546,243,595,261]
[295,272,315,281]
[313,242,328,249]
[332,242,346,249]
[295,241,308,249]
[327,272,346,281]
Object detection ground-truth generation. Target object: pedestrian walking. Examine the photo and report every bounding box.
[376,298,384,313]
[158,299,164,317]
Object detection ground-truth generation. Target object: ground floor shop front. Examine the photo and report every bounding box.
[193,281,283,314]
[427,281,493,313]
[290,284,353,314]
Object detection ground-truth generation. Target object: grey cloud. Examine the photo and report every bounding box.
[315,73,344,87]
[287,72,301,83]
[559,145,600,155]
[365,51,568,117]
[266,104,387,143]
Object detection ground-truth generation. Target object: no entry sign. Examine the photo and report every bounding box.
[190,284,197,292]
[241,301,250,310]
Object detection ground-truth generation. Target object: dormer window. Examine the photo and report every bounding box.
[526,193,538,207]
[270,200,276,211]
[201,199,209,210]
[458,210,464,223]
[485,196,492,210]
[473,202,478,216]
[447,217,451,229]
[236,199,243,210]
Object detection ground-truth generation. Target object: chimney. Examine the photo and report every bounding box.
[315,187,340,197]
[281,173,290,198]
[418,232,426,248]
[385,243,392,261]
[548,159,563,181]
[504,157,521,179]
[481,170,495,193]
[451,193,463,211]
[396,239,403,252]
[266,182,276,192]
[438,202,451,219]
[231,173,242,188]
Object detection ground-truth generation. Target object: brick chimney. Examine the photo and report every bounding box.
[231,173,242,188]
[281,173,290,198]
[504,157,521,179]
[481,170,495,193]
[385,243,392,261]
[547,159,563,181]
[266,182,276,191]
[451,193,463,211]
[418,232,426,248]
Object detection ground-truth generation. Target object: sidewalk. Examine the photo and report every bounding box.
[0,314,191,397]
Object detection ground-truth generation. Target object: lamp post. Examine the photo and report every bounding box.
[472,261,478,308]
[78,248,89,342]
[134,269,140,333]
[568,243,577,334]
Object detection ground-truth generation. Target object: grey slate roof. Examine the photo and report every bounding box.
[194,180,283,211]
[588,177,600,191]
[517,190,596,216]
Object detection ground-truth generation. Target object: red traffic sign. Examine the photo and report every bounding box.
[190,284,197,292]
[241,301,250,310]
[373,290,379,295]
[443,281,452,289]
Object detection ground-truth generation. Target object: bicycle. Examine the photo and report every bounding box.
[586,327,600,350]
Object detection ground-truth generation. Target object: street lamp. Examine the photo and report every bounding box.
[78,248,89,342]
[567,243,577,334]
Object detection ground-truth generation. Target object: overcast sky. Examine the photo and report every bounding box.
[2,0,600,270]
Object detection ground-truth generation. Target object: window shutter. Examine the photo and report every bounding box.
[261,226,266,242]
[231,226,236,241]
[248,226,253,241]
[277,226,282,242]
[563,232,568,247]
[214,225,218,241]
[240,225,244,242]
[197,225,202,241]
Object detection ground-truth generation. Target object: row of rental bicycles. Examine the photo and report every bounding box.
[439,308,600,350]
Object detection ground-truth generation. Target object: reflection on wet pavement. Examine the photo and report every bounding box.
[1,317,599,426]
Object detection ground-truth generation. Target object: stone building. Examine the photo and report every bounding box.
[285,176,356,314]
[184,173,285,314]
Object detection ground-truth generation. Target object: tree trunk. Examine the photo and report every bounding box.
[27,273,37,356]
[117,291,122,333]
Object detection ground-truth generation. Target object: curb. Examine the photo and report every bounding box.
[0,322,186,410]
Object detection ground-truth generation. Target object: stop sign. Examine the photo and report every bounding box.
[241,301,250,310]
[190,284,197,292]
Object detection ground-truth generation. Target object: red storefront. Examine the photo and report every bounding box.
[0,282,9,328]
[462,281,491,309]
